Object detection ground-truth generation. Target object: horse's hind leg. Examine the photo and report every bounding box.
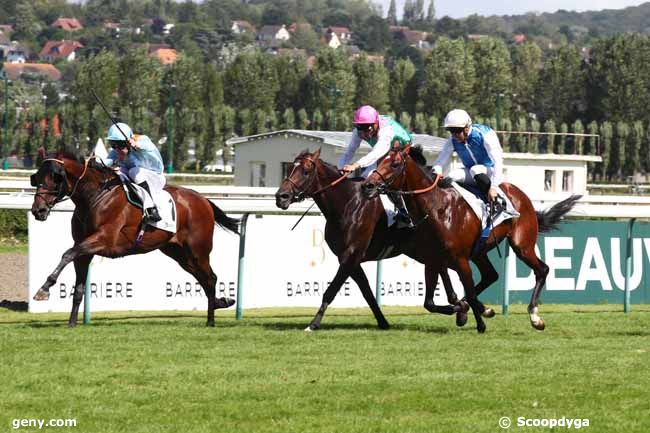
[349,265,389,330]
[68,255,93,327]
[510,242,549,330]
[160,244,223,327]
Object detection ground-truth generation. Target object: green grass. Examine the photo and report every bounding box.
[1,305,649,433]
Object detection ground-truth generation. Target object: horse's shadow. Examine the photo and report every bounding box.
[260,320,450,334]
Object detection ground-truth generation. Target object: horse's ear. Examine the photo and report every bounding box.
[313,147,321,159]
[36,147,46,166]
[403,143,412,154]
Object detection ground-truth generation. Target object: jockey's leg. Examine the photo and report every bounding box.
[387,191,414,228]
[129,168,161,222]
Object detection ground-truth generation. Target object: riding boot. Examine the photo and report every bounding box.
[388,191,414,229]
[474,173,496,220]
[138,181,162,223]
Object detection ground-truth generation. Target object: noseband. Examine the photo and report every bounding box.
[370,150,442,195]
[33,158,91,209]
[283,156,347,202]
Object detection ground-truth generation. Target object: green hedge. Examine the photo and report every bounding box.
[0,209,28,242]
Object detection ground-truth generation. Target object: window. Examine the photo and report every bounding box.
[281,162,294,182]
[562,170,573,192]
[249,162,266,187]
[544,170,554,192]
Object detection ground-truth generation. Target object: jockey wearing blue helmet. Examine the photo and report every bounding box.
[104,122,165,223]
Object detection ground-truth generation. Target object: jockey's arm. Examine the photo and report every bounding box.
[338,132,361,170]
[355,123,394,169]
[483,130,503,186]
[432,138,454,174]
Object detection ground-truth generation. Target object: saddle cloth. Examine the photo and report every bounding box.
[451,182,520,232]
[379,194,397,227]
[119,174,178,233]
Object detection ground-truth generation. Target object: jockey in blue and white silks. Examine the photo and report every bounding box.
[103,122,165,223]
[339,105,415,228]
[432,109,504,204]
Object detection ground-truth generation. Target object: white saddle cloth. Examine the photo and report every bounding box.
[119,176,177,233]
[379,194,397,227]
[451,182,520,231]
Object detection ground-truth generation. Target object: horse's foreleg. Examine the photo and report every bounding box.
[307,265,350,332]
[438,268,469,326]
[470,254,498,318]
[349,265,389,330]
[423,264,455,316]
[68,255,93,327]
[33,235,105,301]
[455,259,486,333]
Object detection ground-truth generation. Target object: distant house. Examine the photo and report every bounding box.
[163,23,175,35]
[51,18,83,32]
[326,27,352,43]
[401,30,431,49]
[39,40,84,62]
[0,24,12,35]
[2,63,62,81]
[288,22,312,34]
[257,25,291,42]
[231,20,256,35]
[512,33,527,44]
[150,47,177,65]
[0,33,10,58]
[324,31,341,49]
[467,34,488,40]
[6,44,30,63]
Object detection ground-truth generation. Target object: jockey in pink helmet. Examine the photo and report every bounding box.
[339,105,414,228]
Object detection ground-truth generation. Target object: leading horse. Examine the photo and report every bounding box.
[30,149,239,327]
[362,145,581,333]
[275,148,472,331]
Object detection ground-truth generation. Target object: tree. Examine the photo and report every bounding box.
[13,0,41,40]
[289,24,320,52]
[199,66,223,166]
[541,119,556,154]
[611,121,629,180]
[419,37,475,117]
[413,112,427,133]
[297,108,310,129]
[426,0,436,24]
[624,121,643,177]
[643,121,650,174]
[282,108,295,129]
[529,118,541,153]
[389,58,417,116]
[535,44,586,124]
[224,53,279,112]
[238,108,253,136]
[356,15,391,53]
[275,55,307,113]
[118,48,161,132]
[427,115,441,136]
[399,112,412,131]
[387,0,397,26]
[557,122,568,154]
[600,121,613,181]
[311,109,323,130]
[469,38,512,119]
[572,119,584,154]
[353,55,389,112]
[510,41,542,114]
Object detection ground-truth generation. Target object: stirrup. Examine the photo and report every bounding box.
[144,207,161,223]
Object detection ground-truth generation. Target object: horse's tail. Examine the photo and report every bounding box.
[536,194,582,233]
[209,201,240,234]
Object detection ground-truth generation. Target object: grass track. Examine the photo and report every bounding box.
[1,305,649,433]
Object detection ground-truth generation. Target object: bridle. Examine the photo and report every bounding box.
[371,149,442,195]
[283,155,347,202]
[32,157,91,210]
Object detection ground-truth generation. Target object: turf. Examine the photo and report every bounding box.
[1,305,649,433]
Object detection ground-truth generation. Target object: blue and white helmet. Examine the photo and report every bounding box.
[107,122,133,141]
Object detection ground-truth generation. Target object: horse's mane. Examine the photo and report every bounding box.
[409,145,427,167]
[54,151,118,179]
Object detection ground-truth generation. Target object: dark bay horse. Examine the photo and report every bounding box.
[275,148,469,331]
[362,145,581,333]
[30,149,239,327]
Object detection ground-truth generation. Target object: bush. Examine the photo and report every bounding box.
[0,209,28,242]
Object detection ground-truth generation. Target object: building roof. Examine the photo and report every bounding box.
[258,25,285,37]
[327,26,351,36]
[227,129,447,154]
[2,63,62,81]
[39,40,84,60]
[51,18,83,31]
[0,24,12,35]
[150,48,177,65]
[232,20,256,33]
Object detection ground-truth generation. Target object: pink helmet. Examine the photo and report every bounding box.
[353,105,379,125]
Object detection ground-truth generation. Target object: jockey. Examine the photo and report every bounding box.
[339,105,414,228]
[432,109,504,214]
[103,122,165,223]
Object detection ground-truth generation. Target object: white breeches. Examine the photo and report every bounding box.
[448,165,493,185]
[119,167,166,207]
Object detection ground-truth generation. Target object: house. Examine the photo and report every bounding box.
[288,22,312,34]
[326,27,352,43]
[401,30,431,49]
[231,20,256,35]
[51,18,83,32]
[39,40,84,62]
[257,25,290,42]
[0,24,12,35]
[324,31,341,49]
[150,47,177,65]
[1,63,62,81]
[163,23,175,35]
[512,33,527,44]
[0,33,10,59]
[5,44,30,63]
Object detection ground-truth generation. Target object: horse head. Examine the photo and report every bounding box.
[275,148,322,210]
[361,144,414,199]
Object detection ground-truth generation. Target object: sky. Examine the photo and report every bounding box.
[376,0,649,19]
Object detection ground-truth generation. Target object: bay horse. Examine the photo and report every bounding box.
[275,148,472,331]
[30,149,239,327]
[361,144,581,333]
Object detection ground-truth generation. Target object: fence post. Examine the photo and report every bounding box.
[375,260,383,306]
[236,213,250,320]
[502,243,510,316]
[624,218,636,314]
[83,261,92,324]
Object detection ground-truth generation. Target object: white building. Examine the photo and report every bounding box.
[228,130,600,197]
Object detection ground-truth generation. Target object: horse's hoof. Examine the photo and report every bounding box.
[214,297,235,309]
[456,311,468,327]
[68,322,77,328]
[531,319,545,331]
[206,321,215,327]
[482,308,496,318]
[378,321,390,330]
[477,324,486,334]
[304,326,315,332]
[33,289,50,301]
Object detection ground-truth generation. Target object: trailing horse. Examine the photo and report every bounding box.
[361,144,581,333]
[30,149,239,327]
